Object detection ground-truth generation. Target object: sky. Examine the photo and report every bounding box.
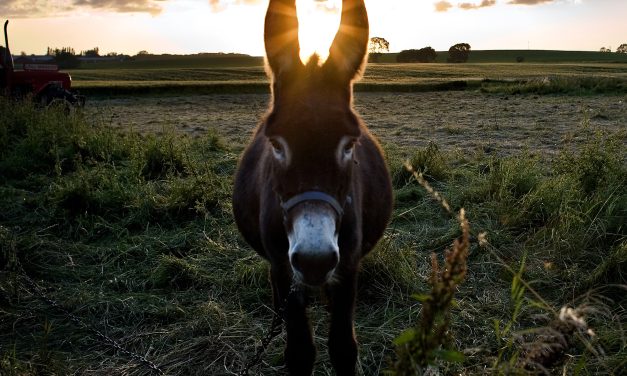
[2,0,626,57]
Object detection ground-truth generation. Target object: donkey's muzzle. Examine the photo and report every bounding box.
[290,246,339,286]
[287,203,340,286]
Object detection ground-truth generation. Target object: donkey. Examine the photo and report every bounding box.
[232,0,393,374]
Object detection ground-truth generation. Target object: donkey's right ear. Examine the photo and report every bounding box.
[265,0,303,78]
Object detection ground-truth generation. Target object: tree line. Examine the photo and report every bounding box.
[369,37,471,63]
[370,38,627,63]
[600,44,627,53]
[44,47,128,68]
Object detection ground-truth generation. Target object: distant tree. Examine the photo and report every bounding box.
[137,50,150,56]
[82,47,100,57]
[617,44,627,54]
[599,47,611,53]
[368,37,390,62]
[105,52,119,57]
[397,47,437,63]
[419,47,437,62]
[47,47,80,68]
[396,49,417,63]
[447,43,471,63]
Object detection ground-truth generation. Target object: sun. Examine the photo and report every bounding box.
[296,0,342,64]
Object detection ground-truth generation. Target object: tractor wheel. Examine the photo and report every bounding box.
[38,93,50,108]
[47,97,73,116]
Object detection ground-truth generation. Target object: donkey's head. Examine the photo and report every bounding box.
[264,0,369,286]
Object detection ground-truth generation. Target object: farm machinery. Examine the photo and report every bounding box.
[1,20,85,109]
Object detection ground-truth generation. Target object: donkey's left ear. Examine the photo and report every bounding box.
[325,0,369,83]
[265,0,303,78]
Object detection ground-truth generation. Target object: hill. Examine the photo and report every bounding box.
[376,50,627,64]
[76,52,264,69]
[73,50,627,70]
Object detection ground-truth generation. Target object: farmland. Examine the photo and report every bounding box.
[1,57,626,375]
[68,50,627,96]
[70,61,627,96]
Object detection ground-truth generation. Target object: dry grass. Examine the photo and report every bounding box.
[1,93,625,375]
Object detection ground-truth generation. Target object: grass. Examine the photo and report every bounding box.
[69,62,627,97]
[374,50,627,64]
[0,90,625,375]
[73,50,627,70]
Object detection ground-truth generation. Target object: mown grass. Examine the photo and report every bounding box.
[70,63,627,97]
[0,98,625,375]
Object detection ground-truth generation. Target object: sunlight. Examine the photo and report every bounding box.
[296,0,342,64]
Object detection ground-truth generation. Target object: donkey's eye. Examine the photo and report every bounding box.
[270,139,287,161]
[344,142,354,152]
[337,137,358,165]
[343,141,356,156]
[271,140,283,153]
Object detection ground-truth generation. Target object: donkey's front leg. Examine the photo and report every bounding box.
[327,271,359,376]
[270,263,315,375]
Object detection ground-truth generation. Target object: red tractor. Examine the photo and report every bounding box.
[1,20,85,108]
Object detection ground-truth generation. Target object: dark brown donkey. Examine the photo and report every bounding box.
[232,0,392,374]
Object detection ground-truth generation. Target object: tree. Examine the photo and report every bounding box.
[447,43,471,63]
[47,47,80,68]
[82,47,100,57]
[368,37,389,62]
[397,47,437,63]
[599,47,611,53]
[137,50,150,56]
[617,44,627,54]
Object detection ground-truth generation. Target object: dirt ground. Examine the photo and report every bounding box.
[87,91,626,156]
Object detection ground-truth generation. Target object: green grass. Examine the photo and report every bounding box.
[74,50,627,70]
[69,61,627,96]
[78,53,264,69]
[375,50,627,64]
[0,97,625,375]
[68,51,627,96]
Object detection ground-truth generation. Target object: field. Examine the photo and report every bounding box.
[1,57,626,375]
[69,50,627,96]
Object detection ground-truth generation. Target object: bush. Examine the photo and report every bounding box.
[397,47,437,63]
[140,137,185,180]
[447,43,471,63]
[391,142,448,188]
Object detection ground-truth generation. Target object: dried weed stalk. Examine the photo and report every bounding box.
[391,163,470,374]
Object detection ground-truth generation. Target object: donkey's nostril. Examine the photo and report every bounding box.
[290,252,301,272]
[290,247,339,285]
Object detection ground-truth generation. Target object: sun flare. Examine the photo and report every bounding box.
[296,0,342,64]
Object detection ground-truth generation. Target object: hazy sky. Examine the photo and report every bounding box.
[2,0,626,56]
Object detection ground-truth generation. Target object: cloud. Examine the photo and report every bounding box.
[434,1,454,12]
[0,0,167,17]
[208,0,338,14]
[435,0,565,12]
[0,0,71,17]
[208,0,262,12]
[73,0,166,15]
[314,0,340,13]
[508,0,555,4]
[458,0,497,10]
